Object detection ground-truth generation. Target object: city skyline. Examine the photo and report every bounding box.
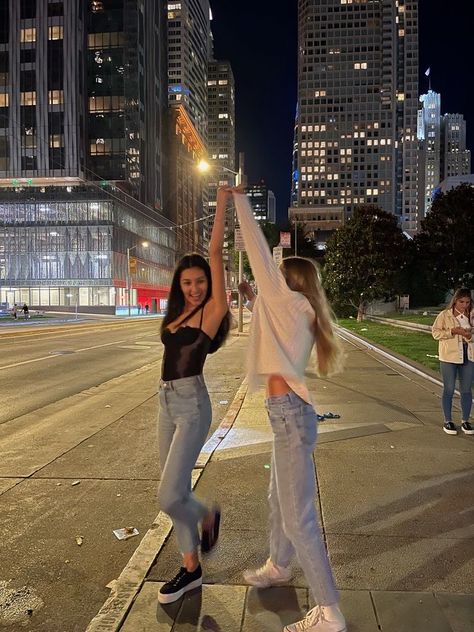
[210,0,474,224]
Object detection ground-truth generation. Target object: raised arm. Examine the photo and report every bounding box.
[233,192,291,299]
[208,187,230,318]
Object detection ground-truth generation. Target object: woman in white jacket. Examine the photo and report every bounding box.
[233,190,346,632]
[432,288,474,435]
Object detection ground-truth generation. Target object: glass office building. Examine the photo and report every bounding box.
[0,184,175,313]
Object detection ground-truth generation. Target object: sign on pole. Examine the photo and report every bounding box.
[279,231,291,248]
[234,227,245,251]
[273,246,283,266]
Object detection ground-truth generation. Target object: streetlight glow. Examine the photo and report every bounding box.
[197,159,210,173]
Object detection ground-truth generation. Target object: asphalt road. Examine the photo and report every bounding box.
[0,318,164,425]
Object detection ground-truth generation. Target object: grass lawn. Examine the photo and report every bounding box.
[338,318,440,372]
[381,311,437,326]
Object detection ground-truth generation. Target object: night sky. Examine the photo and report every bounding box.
[210,0,474,225]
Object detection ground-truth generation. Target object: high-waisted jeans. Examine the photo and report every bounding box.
[157,374,212,554]
[266,390,339,606]
[440,346,474,421]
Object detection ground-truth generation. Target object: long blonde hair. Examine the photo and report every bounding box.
[280,257,344,376]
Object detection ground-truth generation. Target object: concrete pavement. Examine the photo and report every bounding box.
[87,329,474,632]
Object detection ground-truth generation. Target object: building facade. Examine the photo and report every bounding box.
[167,0,210,256]
[207,58,236,285]
[290,0,419,237]
[0,0,174,314]
[167,0,210,140]
[418,91,471,215]
[440,113,471,180]
[418,89,441,216]
[246,181,276,223]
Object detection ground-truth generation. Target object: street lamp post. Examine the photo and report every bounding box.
[197,160,244,333]
[127,241,148,316]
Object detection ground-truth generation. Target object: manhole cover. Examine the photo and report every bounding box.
[0,581,44,626]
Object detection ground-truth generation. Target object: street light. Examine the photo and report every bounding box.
[127,241,149,316]
[197,160,244,333]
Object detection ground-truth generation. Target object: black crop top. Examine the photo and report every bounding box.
[161,307,212,381]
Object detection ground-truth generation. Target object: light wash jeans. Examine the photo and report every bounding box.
[266,390,339,606]
[158,374,212,554]
[440,346,474,421]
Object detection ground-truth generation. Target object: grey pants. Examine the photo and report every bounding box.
[158,374,212,554]
[266,390,339,606]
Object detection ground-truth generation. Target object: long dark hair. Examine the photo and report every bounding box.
[161,253,230,353]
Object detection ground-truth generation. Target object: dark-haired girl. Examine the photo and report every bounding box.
[157,188,231,604]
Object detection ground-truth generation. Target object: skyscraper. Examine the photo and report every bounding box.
[441,113,471,180]
[246,181,276,223]
[167,0,211,256]
[418,89,441,216]
[290,0,419,237]
[0,0,174,314]
[417,89,471,214]
[207,58,236,285]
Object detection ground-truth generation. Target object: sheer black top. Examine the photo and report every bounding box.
[161,307,212,381]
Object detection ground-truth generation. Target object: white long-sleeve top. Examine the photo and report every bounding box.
[233,192,315,403]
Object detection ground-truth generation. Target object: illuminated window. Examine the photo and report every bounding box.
[314,90,326,97]
[88,32,125,49]
[20,91,36,105]
[89,96,125,112]
[218,80,228,85]
[49,90,64,105]
[208,80,217,86]
[21,28,36,43]
[0,94,9,107]
[48,26,64,40]
[50,135,64,148]
[218,113,228,119]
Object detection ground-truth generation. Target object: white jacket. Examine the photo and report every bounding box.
[233,193,315,403]
[431,308,474,363]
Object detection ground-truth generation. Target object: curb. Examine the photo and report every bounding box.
[84,379,248,632]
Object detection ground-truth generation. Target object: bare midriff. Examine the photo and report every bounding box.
[267,374,292,397]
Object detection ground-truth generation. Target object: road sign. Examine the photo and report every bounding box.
[279,231,291,248]
[273,246,283,266]
[234,227,245,251]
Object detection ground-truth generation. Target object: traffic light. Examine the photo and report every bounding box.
[129,256,137,275]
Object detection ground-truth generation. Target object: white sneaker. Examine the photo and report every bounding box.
[243,558,292,588]
[284,605,347,632]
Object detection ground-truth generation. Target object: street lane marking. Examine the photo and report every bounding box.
[0,339,139,371]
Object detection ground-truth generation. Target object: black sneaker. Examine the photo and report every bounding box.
[443,421,457,435]
[158,565,202,604]
[461,421,474,435]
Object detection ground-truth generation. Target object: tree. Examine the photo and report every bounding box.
[324,205,409,319]
[414,184,474,292]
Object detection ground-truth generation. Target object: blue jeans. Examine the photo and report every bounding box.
[266,390,339,606]
[158,374,212,554]
[440,346,474,421]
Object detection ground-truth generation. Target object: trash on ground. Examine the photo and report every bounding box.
[390,445,395,449]
[71,480,81,486]
[105,404,111,408]
[263,464,270,470]
[324,412,341,419]
[75,535,83,546]
[219,400,228,405]
[113,527,139,541]
[116,493,121,497]
[56,482,61,486]
[360,327,368,331]
[105,579,118,590]
[426,354,439,358]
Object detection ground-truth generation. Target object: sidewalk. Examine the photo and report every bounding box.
[96,332,473,632]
